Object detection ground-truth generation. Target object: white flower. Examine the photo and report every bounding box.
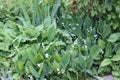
[57,68,60,71]
[57,68,60,74]
[76,24,79,26]
[84,45,88,50]
[69,24,71,26]
[45,53,49,58]
[37,64,41,67]
[58,71,60,74]
[100,49,104,54]
[28,75,34,80]
[90,27,93,31]
[0,5,3,9]
[82,39,85,42]
[73,27,75,30]
[88,30,90,32]
[82,39,87,44]
[62,22,65,25]
[94,34,98,38]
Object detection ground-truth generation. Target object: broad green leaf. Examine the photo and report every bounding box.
[111,55,120,61]
[84,0,89,6]
[100,58,112,67]
[98,67,104,73]
[16,61,24,74]
[98,39,105,49]
[35,25,44,32]
[105,0,112,11]
[44,17,51,28]
[13,74,20,80]
[12,55,18,63]
[13,37,21,48]
[2,62,10,67]
[90,45,101,59]
[78,55,86,69]
[116,5,120,13]
[42,63,53,76]
[0,21,4,29]
[105,42,112,57]
[87,56,94,68]
[5,29,17,38]
[0,43,10,51]
[108,33,120,42]
[34,53,44,64]
[8,20,16,27]
[84,16,92,29]
[19,1,31,24]
[51,0,61,17]
[54,54,62,62]
[62,53,71,69]
[25,29,37,37]
[41,30,48,41]
[55,41,66,46]
[21,50,28,63]
[111,54,120,61]
[27,48,35,65]
[47,26,56,42]
[44,42,55,53]
[29,65,39,77]
[30,44,40,54]
[3,31,14,43]
[112,71,120,76]
[50,60,60,72]
[102,24,111,38]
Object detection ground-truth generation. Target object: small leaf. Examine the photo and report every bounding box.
[13,74,20,80]
[98,39,105,49]
[100,58,112,67]
[12,55,18,62]
[54,54,62,62]
[16,61,24,74]
[61,53,71,69]
[34,53,44,64]
[29,65,39,77]
[112,71,120,76]
[27,49,35,65]
[41,30,48,41]
[25,29,37,37]
[13,37,21,48]
[51,0,61,17]
[98,67,104,73]
[50,60,60,72]
[108,33,120,42]
[2,62,10,67]
[105,42,112,57]
[111,54,120,61]
[0,43,10,51]
[90,45,101,59]
[102,24,111,38]
[55,41,66,46]
[84,16,92,29]
[47,26,56,42]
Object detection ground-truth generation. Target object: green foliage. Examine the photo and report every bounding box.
[0,0,120,80]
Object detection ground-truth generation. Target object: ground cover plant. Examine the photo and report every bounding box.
[0,0,120,80]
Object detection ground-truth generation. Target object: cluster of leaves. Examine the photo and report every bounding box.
[58,0,120,79]
[0,0,120,80]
